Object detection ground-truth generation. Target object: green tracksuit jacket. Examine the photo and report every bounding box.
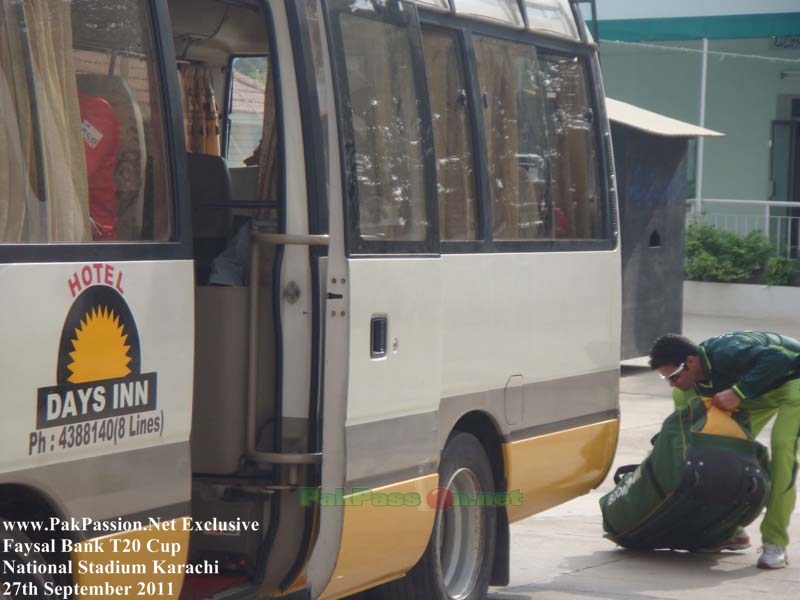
[693,331,800,401]
[673,331,800,547]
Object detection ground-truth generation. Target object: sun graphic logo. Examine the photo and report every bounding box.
[36,282,158,431]
[67,305,132,384]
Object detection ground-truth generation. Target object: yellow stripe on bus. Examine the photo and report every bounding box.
[503,419,620,523]
[319,474,438,599]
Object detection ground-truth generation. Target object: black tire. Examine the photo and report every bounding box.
[0,519,56,599]
[369,432,497,600]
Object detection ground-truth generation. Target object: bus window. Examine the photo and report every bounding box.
[540,54,603,240]
[522,0,580,39]
[421,27,479,242]
[0,0,172,243]
[474,35,551,241]
[226,56,269,166]
[332,2,431,244]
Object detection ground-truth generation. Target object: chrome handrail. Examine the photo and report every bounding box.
[246,227,329,469]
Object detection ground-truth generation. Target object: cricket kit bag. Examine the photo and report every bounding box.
[599,396,770,550]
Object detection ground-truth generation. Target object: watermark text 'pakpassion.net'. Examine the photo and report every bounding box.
[299,488,523,509]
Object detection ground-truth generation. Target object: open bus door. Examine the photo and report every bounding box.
[169,0,327,597]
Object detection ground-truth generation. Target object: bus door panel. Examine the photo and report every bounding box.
[314,1,444,595]
[345,259,443,484]
[327,0,443,489]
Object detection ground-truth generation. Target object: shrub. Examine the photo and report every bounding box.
[765,256,800,286]
[684,223,774,283]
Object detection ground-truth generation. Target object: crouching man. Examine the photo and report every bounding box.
[649,331,800,569]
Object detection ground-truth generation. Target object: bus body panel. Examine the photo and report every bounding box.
[324,247,620,595]
[502,418,620,523]
[307,2,621,594]
[315,257,443,597]
[440,250,621,402]
[0,260,193,519]
[343,257,443,489]
[0,260,193,466]
[318,474,438,600]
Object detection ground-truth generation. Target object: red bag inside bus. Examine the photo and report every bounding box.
[79,92,121,241]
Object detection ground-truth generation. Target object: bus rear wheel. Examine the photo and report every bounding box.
[372,432,497,600]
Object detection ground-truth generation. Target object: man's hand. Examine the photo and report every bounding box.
[712,389,741,411]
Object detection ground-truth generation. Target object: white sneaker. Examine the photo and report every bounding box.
[757,544,788,569]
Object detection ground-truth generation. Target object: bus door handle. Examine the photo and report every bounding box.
[370,315,388,358]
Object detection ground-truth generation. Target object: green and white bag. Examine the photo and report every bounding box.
[600,396,770,550]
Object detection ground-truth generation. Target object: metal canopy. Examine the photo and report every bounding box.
[606,98,724,138]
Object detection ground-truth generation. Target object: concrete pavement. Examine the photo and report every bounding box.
[489,313,800,599]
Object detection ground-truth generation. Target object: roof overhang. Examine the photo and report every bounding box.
[606,98,724,137]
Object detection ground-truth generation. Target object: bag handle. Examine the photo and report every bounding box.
[613,464,638,484]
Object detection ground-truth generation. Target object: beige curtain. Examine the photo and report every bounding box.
[424,30,477,241]
[548,59,597,239]
[256,63,280,208]
[474,37,522,240]
[0,0,90,242]
[27,0,90,241]
[149,60,171,240]
[0,4,32,242]
[179,63,221,156]
[339,17,427,242]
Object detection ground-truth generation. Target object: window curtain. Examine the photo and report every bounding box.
[0,6,32,242]
[256,64,280,206]
[0,0,90,242]
[179,63,221,156]
[27,0,90,241]
[423,30,477,241]
[339,17,427,241]
[148,59,171,240]
[475,39,523,240]
[546,59,598,239]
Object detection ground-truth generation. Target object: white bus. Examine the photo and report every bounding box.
[0,1,619,599]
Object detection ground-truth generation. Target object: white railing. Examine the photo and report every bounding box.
[698,198,800,260]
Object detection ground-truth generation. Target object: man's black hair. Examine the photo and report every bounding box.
[648,334,698,369]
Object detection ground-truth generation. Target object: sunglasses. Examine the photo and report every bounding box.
[660,362,686,383]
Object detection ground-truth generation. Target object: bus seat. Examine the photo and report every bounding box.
[187,153,235,283]
[77,74,146,240]
[229,165,259,201]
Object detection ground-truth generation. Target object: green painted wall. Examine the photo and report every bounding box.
[592,13,800,42]
[599,38,800,210]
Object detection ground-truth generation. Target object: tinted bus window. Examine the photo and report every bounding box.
[0,0,172,243]
[474,36,551,241]
[226,56,268,166]
[334,6,430,243]
[540,54,603,240]
[421,27,478,242]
